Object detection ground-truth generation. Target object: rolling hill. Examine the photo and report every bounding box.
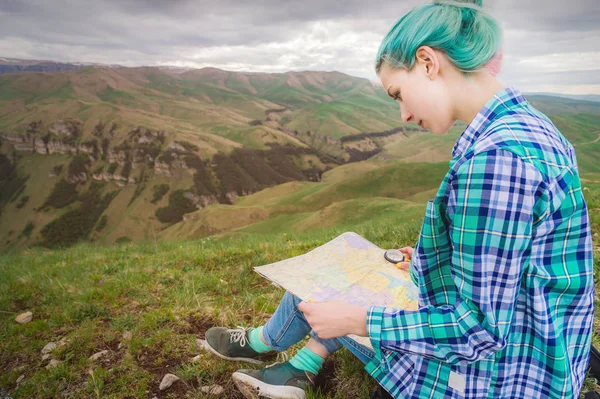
[1,62,599,252]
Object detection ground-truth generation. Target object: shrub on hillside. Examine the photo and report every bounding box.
[183,154,203,170]
[184,155,216,196]
[234,148,290,187]
[155,190,196,224]
[151,184,170,204]
[107,163,118,174]
[193,169,217,196]
[108,123,117,136]
[20,221,34,239]
[92,121,105,137]
[16,195,29,209]
[263,147,305,180]
[52,164,63,176]
[40,183,118,248]
[0,154,29,215]
[43,179,78,209]
[157,151,177,165]
[95,215,107,231]
[67,154,91,180]
[346,148,381,163]
[213,153,258,195]
[113,142,131,152]
[9,184,26,203]
[127,168,147,206]
[137,143,161,160]
[121,161,132,179]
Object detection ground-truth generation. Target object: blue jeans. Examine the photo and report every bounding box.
[262,291,375,365]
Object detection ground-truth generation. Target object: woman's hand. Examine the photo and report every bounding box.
[298,300,368,339]
[396,246,414,271]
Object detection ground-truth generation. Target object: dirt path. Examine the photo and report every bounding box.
[575,131,600,146]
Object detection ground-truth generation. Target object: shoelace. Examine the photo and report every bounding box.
[228,326,251,347]
[228,326,289,363]
[267,351,290,366]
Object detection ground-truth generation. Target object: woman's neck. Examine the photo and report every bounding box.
[450,72,506,125]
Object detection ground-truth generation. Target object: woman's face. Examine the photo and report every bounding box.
[378,58,455,135]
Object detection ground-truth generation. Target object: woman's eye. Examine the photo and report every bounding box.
[393,91,402,101]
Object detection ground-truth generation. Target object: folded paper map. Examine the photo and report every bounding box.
[254,232,419,349]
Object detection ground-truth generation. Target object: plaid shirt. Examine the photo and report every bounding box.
[366,87,594,398]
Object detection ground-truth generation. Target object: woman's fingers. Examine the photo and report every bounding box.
[298,301,309,313]
[395,261,410,271]
[398,246,414,260]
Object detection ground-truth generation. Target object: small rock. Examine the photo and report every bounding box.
[41,342,57,354]
[42,354,51,361]
[89,350,109,361]
[58,337,69,348]
[16,375,25,385]
[200,384,224,395]
[192,355,201,362]
[46,359,61,369]
[15,312,33,324]
[122,331,132,341]
[159,374,180,391]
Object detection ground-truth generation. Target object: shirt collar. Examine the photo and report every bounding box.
[451,86,527,159]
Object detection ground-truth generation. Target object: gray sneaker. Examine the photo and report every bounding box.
[232,361,315,399]
[204,326,279,365]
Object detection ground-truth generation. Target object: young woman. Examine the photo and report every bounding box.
[204,0,595,397]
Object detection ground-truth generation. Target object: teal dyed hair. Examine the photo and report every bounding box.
[375,0,502,75]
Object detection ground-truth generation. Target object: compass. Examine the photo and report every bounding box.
[384,249,406,264]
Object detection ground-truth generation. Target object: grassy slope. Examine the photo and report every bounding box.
[1,153,72,247]
[153,160,447,243]
[0,183,598,399]
[126,99,599,244]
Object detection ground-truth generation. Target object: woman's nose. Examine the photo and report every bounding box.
[400,103,413,123]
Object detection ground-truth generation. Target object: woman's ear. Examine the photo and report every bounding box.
[415,46,440,80]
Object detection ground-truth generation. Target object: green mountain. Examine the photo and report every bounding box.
[1,65,599,252]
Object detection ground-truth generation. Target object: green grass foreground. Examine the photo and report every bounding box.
[1,182,599,398]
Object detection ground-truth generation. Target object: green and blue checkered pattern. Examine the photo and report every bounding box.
[366,88,594,398]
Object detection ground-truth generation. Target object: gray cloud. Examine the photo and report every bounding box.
[0,0,598,93]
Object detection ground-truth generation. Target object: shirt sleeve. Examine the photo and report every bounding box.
[366,149,543,367]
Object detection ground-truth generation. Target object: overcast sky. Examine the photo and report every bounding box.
[0,0,599,94]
